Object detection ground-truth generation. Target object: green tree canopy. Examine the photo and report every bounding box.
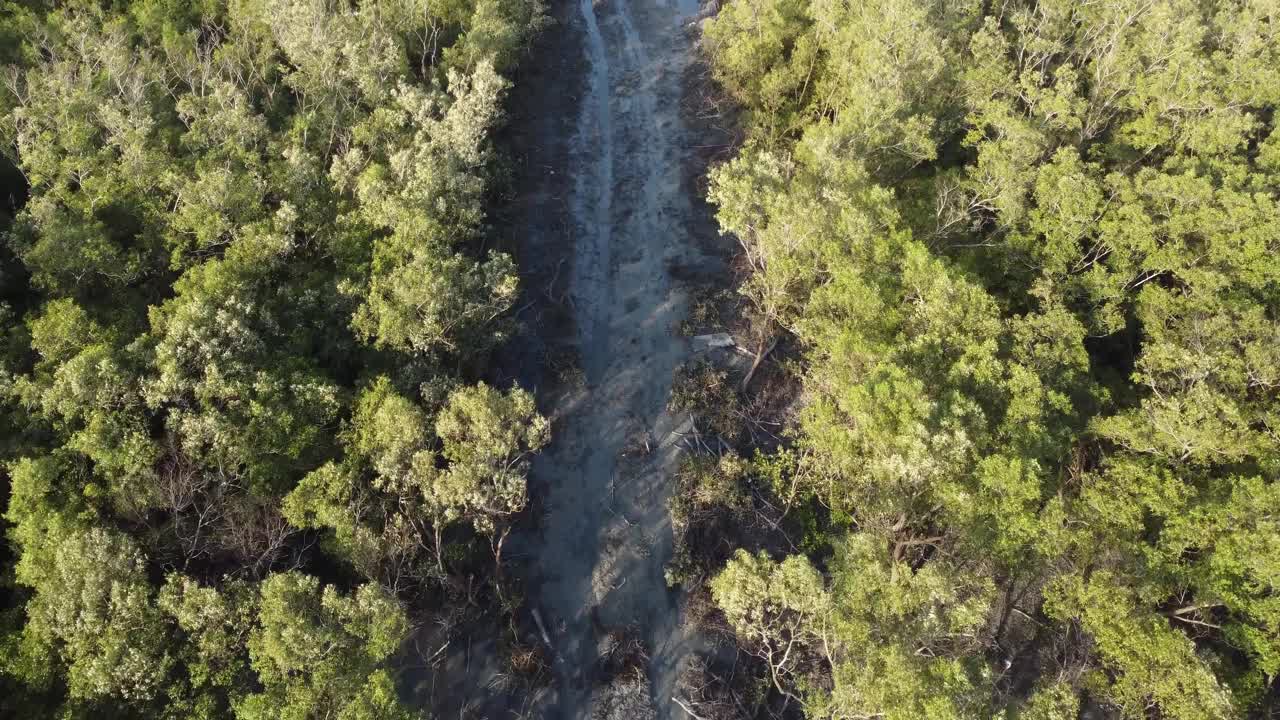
[0,0,545,715]
[703,0,1280,716]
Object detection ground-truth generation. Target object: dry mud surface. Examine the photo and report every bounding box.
[514,0,717,716]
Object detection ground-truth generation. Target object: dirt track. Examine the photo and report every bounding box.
[419,0,717,714]
[519,0,712,715]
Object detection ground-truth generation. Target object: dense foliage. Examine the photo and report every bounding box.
[703,0,1280,717]
[0,0,545,716]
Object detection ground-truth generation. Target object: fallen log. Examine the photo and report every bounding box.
[691,332,735,351]
[672,695,711,720]
[532,608,554,650]
[740,336,779,390]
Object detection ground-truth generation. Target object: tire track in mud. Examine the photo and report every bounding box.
[528,0,710,716]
